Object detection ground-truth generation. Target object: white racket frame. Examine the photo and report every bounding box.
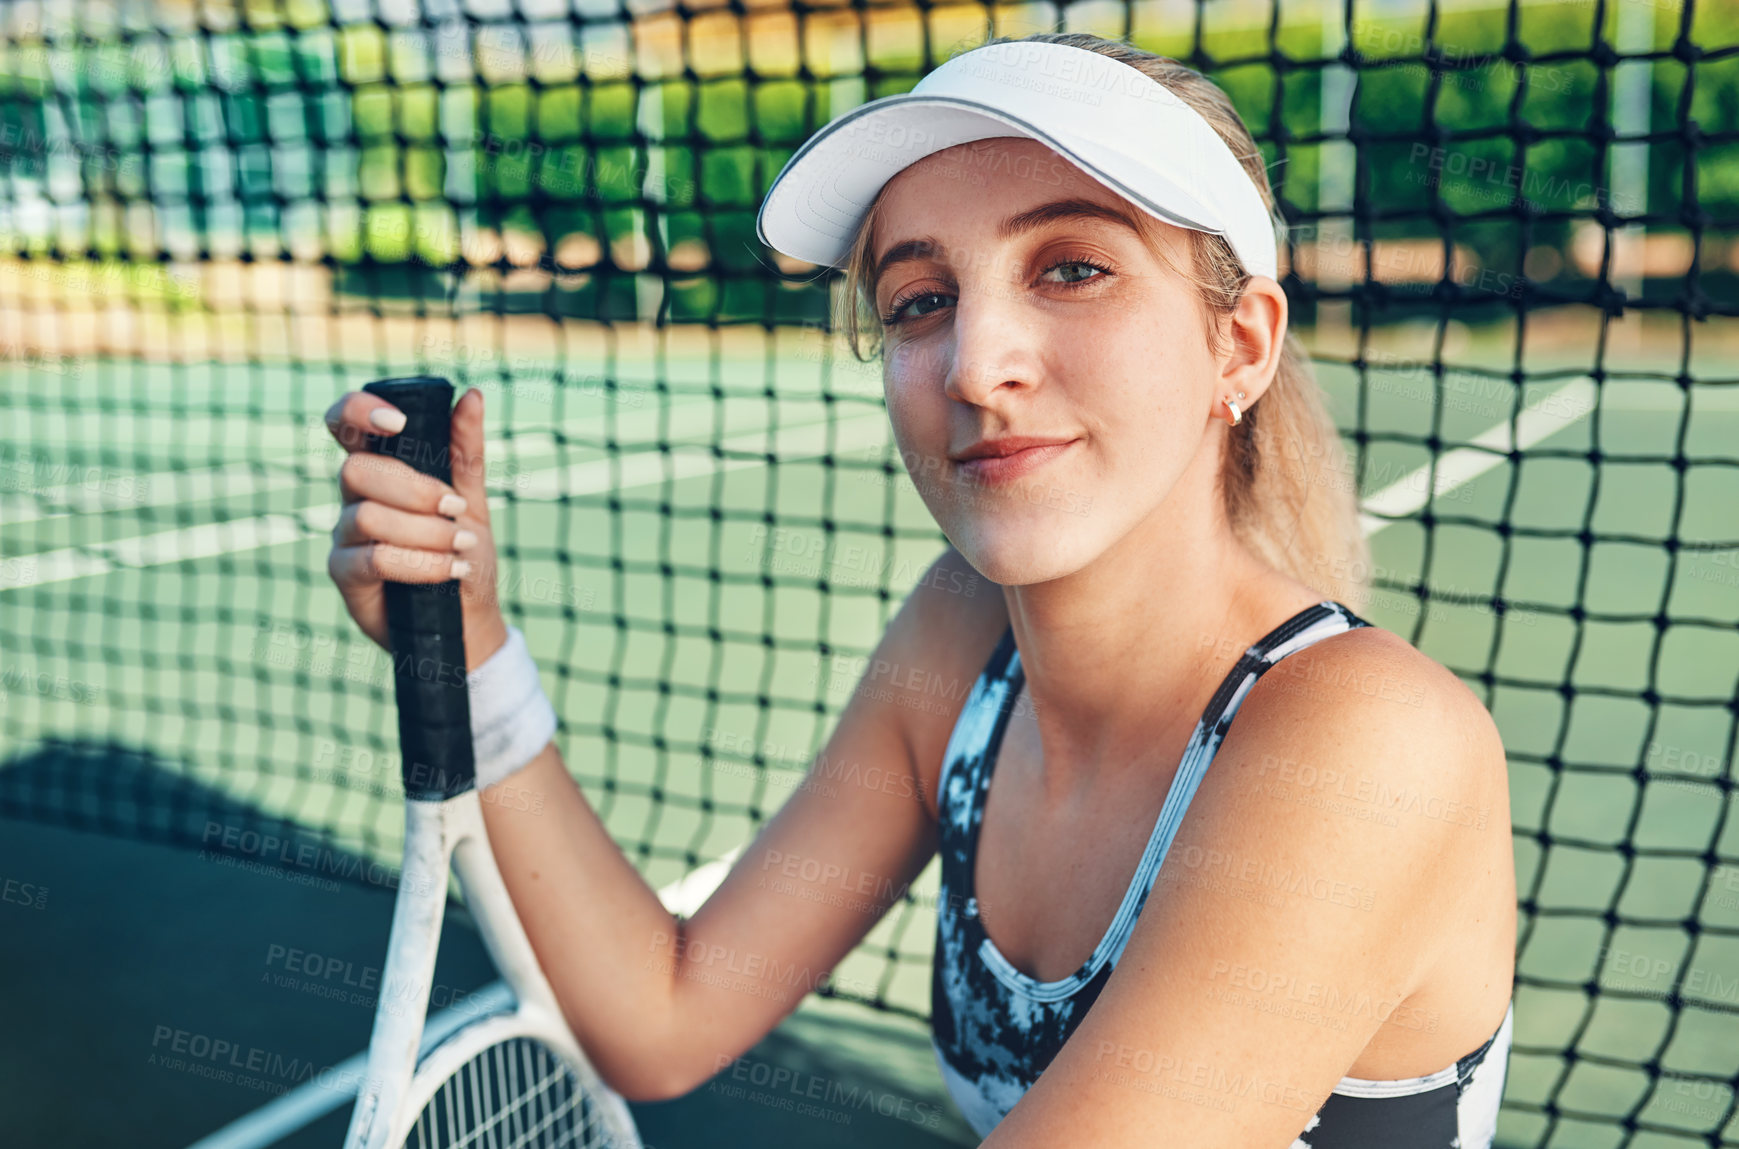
[342,791,642,1149]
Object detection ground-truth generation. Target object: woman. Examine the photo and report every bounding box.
[324,32,1516,1148]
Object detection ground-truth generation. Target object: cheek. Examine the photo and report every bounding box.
[1105,320,1212,423]
[882,353,949,444]
[1091,342,1214,482]
[885,337,948,391]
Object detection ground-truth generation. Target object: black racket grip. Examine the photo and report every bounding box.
[363,376,476,800]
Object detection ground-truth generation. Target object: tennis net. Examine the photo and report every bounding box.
[1,2,1737,1146]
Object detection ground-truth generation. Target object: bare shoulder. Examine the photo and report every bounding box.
[1206,620,1510,868]
[1173,620,1512,1002]
[1252,622,1504,764]
[875,545,1009,822]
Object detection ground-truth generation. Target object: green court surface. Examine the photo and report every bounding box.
[2,310,1736,1147]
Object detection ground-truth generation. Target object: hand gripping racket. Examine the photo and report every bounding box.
[342,377,642,1149]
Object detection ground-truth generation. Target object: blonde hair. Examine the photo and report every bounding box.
[832,31,1371,610]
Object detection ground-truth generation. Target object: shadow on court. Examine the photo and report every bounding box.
[0,741,977,1148]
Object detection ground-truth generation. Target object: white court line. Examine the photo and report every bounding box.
[0,371,1613,584]
[1357,378,1597,537]
[182,847,740,1149]
[7,371,1689,533]
[658,846,741,918]
[2,378,1602,589]
[4,378,1600,591]
[0,461,308,528]
[0,389,855,527]
[0,411,892,592]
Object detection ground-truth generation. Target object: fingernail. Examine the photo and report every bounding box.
[438,494,468,517]
[370,407,407,434]
[451,558,473,579]
[453,529,478,551]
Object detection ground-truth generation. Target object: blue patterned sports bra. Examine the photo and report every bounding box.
[930,600,1514,1147]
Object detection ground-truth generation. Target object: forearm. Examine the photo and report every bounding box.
[478,734,930,1103]
[478,741,690,1098]
[470,611,947,1102]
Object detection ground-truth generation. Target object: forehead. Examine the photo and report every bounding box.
[879,136,1114,213]
[870,136,1184,269]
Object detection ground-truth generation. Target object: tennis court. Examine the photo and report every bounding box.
[3,0,1737,1145]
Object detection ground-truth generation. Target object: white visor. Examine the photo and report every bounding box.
[755,40,1279,281]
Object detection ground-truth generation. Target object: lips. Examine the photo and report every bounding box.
[953,439,1076,485]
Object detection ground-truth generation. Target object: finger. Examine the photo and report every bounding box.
[333,499,479,552]
[328,542,474,589]
[324,391,410,455]
[448,387,490,519]
[338,451,469,518]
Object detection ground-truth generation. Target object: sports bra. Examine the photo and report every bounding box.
[930,600,1514,1147]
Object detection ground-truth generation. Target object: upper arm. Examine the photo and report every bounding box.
[983,628,1507,1148]
[665,545,1005,1085]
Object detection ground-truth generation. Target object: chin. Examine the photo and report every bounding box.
[939,513,1098,587]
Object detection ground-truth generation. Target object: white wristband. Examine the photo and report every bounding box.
[466,624,558,791]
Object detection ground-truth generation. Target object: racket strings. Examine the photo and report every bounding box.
[409,1037,620,1149]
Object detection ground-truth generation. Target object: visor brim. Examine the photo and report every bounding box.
[755,95,1241,273]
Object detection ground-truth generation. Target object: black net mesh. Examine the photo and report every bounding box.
[1,2,1736,1146]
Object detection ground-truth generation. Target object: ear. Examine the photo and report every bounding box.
[1214,275,1288,414]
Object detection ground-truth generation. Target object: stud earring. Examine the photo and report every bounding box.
[1223,391,1247,427]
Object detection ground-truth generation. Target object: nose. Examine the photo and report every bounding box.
[942,283,1042,407]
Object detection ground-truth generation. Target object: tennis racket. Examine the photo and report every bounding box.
[342,376,642,1149]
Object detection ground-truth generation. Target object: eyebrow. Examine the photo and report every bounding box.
[871,198,1144,291]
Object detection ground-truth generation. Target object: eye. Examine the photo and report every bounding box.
[882,288,953,326]
[878,257,1115,327]
[1040,258,1112,286]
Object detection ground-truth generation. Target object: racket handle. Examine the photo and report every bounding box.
[363,376,476,800]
